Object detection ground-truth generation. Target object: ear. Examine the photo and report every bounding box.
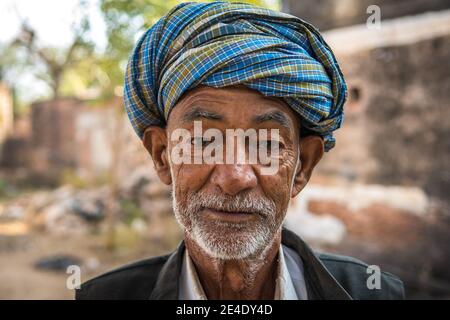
[142,126,172,185]
[291,135,324,198]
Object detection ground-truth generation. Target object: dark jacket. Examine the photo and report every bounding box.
[76,228,405,300]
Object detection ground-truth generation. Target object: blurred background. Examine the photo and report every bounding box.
[0,0,449,299]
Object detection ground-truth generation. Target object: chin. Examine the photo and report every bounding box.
[189,220,275,260]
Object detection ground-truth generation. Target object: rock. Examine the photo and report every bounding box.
[34,255,82,272]
[139,197,172,216]
[302,184,429,216]
[1,204,26,220]
[69,198,104,222]
[286,183,430,247]
[285,211,347,246]
[84,257,100,271]
[44,201,90,235]
[140,182,171,199]
[28,191,55,212]
[130,218,148,235]
[285,185,348,246]
[120,166,155,198]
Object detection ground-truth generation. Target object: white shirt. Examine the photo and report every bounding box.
[178,244,308,300]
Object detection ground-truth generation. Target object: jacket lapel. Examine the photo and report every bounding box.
[281,228,352,300]
[149,241,185,300]
[149,228,352,300]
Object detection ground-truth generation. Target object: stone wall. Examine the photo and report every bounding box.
[30,98,84,176]
[0,97,151,185]
[313,11,450,205]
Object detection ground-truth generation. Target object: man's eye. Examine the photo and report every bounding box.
[258,140,283,150]
[191,137,211,147]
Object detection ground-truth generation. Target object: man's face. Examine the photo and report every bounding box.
[165,85,301,259]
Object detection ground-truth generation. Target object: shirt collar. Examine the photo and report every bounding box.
[179,244,299,300]
[149,228,352,300]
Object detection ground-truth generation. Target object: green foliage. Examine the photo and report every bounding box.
[1,0,280,106]
[95,0,280,101]
[59,168,111,188]
[0,178,9,199]
[120,199,144,225]
[59,169,90,189]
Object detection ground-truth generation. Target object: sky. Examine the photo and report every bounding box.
[0,0,107,102]
[0,0,107,49]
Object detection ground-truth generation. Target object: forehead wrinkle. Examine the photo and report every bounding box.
[171,92,229,127]
[173,87,299,134]
[179,88,231,106]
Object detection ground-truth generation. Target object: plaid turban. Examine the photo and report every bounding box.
[124,1,347,151]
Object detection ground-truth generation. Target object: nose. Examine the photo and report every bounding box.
[210,164,258,196]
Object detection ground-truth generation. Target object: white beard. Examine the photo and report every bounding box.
[172,186,281,260]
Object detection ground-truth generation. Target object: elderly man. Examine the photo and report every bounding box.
[76,2,404,300]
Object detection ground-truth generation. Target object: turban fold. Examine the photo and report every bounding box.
[124,1,347,151]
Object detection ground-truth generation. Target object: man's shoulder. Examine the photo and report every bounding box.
[316,252,405,300]
[75,241,406,300]
[75,254,170,300]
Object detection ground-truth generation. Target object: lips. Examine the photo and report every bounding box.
[202,207,257,223]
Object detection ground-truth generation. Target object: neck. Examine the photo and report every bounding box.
[184,230,282,300]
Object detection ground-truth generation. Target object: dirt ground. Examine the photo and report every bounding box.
[0,217,183,299]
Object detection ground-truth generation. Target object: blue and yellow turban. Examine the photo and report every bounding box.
[124,1,347,151]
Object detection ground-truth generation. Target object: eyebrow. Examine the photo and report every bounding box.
[252,110,292,130]
[182,106,223,123]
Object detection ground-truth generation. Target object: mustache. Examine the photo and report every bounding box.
[185,191,276,217]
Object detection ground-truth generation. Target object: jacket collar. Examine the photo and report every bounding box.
[149,227,352,300]
[281,228,352,300]
[148,240,185,300]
